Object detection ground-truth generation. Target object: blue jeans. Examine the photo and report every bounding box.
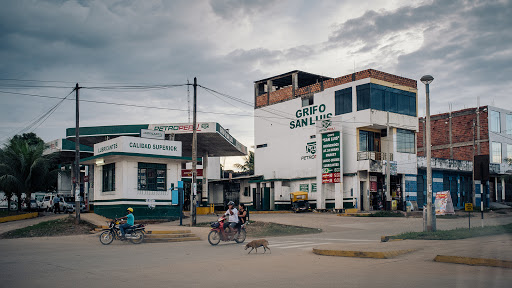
[120,223,131,237]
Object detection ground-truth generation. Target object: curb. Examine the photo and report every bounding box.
[434,255,512,269]
[313,248,416,259]
[337,213,372,217]
[381,236,404,242]
[0,212,39,223]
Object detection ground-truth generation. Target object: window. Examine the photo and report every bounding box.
[397,129,415,153]
[491,142,502,163]
[490,111,501,133]
[356,83,416,116]
[507,114,512,135]
[335,87,352,115]
[359,130,380,152]
[302,96,313,107]
[244,187,249,197]
[138,163,166,191]
[256,143,267,148]
[102,163,115,192]
[356,84,370,111]
[507,144,512,160]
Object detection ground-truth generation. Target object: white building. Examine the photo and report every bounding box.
[252,70,419,211]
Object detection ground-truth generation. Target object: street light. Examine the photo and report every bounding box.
[421,75,435,232]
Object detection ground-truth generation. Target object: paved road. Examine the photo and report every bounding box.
[1,213,511,287]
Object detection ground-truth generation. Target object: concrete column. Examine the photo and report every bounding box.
[334,182,343,210]
[494,177,498,202]
[292,72,298,97]
[449,111,453,158]
[502,177,506,202]
[266,80,272,105]
[316,135,325,209]
[202,152,208,206]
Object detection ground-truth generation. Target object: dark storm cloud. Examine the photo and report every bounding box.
[325,0,512,114]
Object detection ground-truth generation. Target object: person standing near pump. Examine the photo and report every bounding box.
[118,208,135,240]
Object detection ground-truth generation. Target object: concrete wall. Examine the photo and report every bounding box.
[92,155,181,219]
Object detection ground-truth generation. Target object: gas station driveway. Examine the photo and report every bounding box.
[0,213,511,287]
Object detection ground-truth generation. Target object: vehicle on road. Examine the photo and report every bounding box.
[208,214,246,245]
[290,191,311,213]
[99,219,145,245]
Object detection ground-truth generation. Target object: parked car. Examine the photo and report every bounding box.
[29,199,40,211]
[63,197,86,213]
[42,194,69,212]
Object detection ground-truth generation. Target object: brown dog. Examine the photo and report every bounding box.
[245,239,271,254]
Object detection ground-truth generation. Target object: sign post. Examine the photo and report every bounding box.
[465,203,473,231]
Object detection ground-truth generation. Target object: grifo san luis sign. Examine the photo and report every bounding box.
[94,136,182,157]
[290,104,332,129]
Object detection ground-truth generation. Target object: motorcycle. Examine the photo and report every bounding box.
[208,214,246,245]
[99,219,145,245]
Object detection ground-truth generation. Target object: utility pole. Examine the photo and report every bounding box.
[74,83,81,224]
[421,75,435,232]
[191,77,197,226]
[386,112,391,210]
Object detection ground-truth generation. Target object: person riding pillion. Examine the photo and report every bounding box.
[118,207,135,239]
[223,201,239,234]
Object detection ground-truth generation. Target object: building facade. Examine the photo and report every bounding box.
[417,106,512,207]
[252,69,418,211]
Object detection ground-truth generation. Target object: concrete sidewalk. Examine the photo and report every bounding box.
[313,234,512,268]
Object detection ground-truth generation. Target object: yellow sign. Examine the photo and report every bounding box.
[465,203,473,211]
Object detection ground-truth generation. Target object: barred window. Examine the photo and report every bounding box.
[138,162,166,191]
[397,129,415,153]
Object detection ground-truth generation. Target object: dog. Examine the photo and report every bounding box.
[244,239,271,254]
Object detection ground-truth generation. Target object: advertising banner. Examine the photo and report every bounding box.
[322,131,341,183]
[435,191,455,215]
[94,136,182,157]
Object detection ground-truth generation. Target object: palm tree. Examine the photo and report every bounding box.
[0,137,57,211]
[234,151,254,175]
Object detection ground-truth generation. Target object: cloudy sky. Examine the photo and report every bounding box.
[1,0,511,167]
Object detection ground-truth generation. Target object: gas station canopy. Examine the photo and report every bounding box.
[65,122,247,157]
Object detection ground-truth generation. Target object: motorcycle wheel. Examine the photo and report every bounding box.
[129,230,144,244]
[234,229,246,243]
[208,230,221,245]
[99,231,114,245]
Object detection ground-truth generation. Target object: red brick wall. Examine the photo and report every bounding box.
[269,86,293,105]
[417,107,489,161]
[255,69,417,108]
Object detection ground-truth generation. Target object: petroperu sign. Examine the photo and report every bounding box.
[94,136,182,157]
[149,122,216,134]
[300,141,317,160]
[289,104,332,130]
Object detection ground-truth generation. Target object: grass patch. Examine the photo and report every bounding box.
[0,217,95,239]
[197,220,322,237]
[391,223,512,240]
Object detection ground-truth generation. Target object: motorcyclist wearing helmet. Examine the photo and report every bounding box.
[223,201,239,238]
[118,207,135,239]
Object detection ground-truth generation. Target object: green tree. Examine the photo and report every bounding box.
[234,151,254,174]
[0,135,57,211]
